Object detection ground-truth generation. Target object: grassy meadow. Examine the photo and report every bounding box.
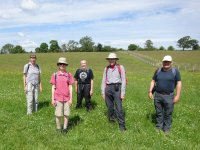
[0,51,200,150]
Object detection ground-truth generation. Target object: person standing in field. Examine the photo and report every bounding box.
[50,57,74,134]
[148,55,182,134]
[23,53,42,115]
[101,53,126,131]
[74,60,94,111]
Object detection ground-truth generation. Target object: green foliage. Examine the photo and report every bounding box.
[144,40,154,50]
[79,36,95,52]
[0,43,14,54]
[159,46,165,50]
[0,52,200,149]
[167,45,175,51]
[66,40,79,51]
[49,40,61,52]
[128,44,138,51]
[12,45,25,53]
[177,36,199,50]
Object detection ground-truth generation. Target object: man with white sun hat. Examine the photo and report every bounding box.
[148,55,182,134]
[101,53,126,131]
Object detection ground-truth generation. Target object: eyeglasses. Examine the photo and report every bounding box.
[59,63,67,66]
[30,57,36,59]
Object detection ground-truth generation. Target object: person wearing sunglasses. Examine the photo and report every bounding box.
[23,53,42,115]
[50,57,74,134]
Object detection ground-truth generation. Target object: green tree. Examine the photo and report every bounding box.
[167,46,175,51]
[79,36,95,52]
[189,39,199,50]
[0,43,14,54]
[96,43,103,52]
[61,44,67,52]
[40,43,48,53]
[66,40,79,51]
[12,45,25,53]
[49,40,61,52]
[159,46,165,50]
[144,40,154,50]
[177,36,191,50]
[35,47,40,53]
[128,44,138,51]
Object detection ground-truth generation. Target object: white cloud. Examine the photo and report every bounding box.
[20,0,38,11]
[17,32,25,37]
[19,40,37,49]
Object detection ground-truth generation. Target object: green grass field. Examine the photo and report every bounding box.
[0,52,200,150]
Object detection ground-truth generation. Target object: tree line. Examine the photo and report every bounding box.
[128,36,199,51]
[0,35,199,54]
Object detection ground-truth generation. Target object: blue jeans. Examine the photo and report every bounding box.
[154,92,174,131]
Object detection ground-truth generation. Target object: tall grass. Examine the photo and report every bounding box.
[0,52,200,149]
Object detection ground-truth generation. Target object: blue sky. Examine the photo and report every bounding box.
[0,0,200,51]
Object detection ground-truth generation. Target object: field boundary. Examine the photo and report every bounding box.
[121,51,200,72]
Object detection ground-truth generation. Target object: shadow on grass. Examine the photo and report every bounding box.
[68,115,83,129]
[146,113,156,124]
[38,101,50,110]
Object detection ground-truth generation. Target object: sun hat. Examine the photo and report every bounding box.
[57,57,68,66]
[162,55,172,62]
[106,53,119,60]
[30,53,36,58]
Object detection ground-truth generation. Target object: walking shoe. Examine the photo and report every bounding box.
[119,127,126,132]
[62,128,68,134]
[163,130,170,135]
[56,128,62,133]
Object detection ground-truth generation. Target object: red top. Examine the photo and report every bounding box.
[50,71,74,102]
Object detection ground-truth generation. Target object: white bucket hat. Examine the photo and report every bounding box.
[57,57,68,66]
[162,55,172,62]
[106,53,119,60]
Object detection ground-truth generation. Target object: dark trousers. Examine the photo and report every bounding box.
[76,84,91,109]
[154,92,174,131]
[105,84,125,128]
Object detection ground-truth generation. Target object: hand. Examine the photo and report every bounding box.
[121,96,125,100]
[40,87,42,93]
[24,86,26,94]
[51,100,56,107]
[90,90,93,96]
[102,94,105,100]
[173,95,180,104]
[148,92,154,100]
[68,100,72,106]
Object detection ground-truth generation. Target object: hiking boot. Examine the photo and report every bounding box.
[120,127,126,132]
[62,128,68,134]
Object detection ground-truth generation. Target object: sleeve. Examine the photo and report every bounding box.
[68,73,74,85]
[50,74,56,85]
[23,64,28,74]
[120,65,126,97]
[39,66,42,74]
[101,67,107,95]
[152,69,158,80]
[74,69,78,79]
[175,69,181,81]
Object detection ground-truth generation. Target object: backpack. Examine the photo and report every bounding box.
[54,72,70,89]
[26,64,40,75]
[25,63,40,83]
[152,67,177,93]
[106,64,127,84]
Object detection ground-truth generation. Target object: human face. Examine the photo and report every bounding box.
[30,57,36,64]
[80,60,87,70]
[162,61,172,70]
[58,63,67,71]
[108,58,117,65]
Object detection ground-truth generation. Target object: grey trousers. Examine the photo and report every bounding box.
[26,83,39,114]
[154,92,174,131]
[105,84,125,129]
